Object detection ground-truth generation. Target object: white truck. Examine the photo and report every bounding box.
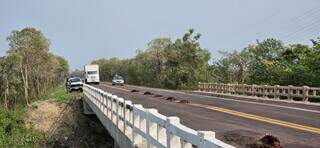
[84,64,100,84]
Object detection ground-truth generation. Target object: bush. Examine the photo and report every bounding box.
[0,108,41,147]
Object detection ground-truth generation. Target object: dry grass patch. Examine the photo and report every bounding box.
[25,100,65,134]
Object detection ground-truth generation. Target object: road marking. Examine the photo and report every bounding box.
[98,83,320,134]
[101,82,320,114]
[189,103,320,134]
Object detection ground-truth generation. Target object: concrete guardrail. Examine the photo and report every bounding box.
[198,83,320,102]
[83,84,234,148]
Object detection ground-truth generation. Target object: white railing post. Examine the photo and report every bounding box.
[198,131,215,148]
[103,92,108,115]
[101,91,104,114]
[166,117,181,148]
[147,109,158,148]
[117,97,124,131]
[288,85,293,100]
[302,86,309,101]
[263,85,268,98]
[227,83,231,94]
[274,85,280,99]
[132,104,143,147]
[107,94,112,119]
[181,140,192,148]
[124,100,132,136]
[111,95,117,124]
[157,124,166,146]
[97,89,101,110]
[252,84,256,97]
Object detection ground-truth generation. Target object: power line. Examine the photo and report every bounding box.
[285,4,320,25]
[285,18,320,40]
[253,4,320,42]
[279,6,320,37]
[288,26,320,43]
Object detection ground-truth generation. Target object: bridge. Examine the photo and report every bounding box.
[82,82,320,148]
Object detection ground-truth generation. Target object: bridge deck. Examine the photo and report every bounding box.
[92,82,320,148]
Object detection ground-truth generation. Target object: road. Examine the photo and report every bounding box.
[92,82,320,148]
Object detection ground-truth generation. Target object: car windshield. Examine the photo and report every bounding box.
[87,71,97,75]
[113,76,123,80]
[69,78,81,83]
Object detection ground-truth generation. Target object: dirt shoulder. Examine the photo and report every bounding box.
[25,97,114,148]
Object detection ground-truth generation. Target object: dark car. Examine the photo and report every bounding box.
[67,77,83,92]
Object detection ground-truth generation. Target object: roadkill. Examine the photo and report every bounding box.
[131,89,139,92]
[143,91,153,95]
[249,134,283,148]
[166,96,177,101]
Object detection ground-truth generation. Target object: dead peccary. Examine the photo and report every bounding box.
[131,89,139,92]
[143,91,153,95]
[249,134,282,148]
[166,97,177,101]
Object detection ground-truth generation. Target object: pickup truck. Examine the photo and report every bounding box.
[66,77,83,92]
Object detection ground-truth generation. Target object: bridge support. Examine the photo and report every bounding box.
[83,97,94,115]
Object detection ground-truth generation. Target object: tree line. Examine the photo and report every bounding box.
[213,38,320,86]
[0,27,69,109]
[91,29,320,89]
[92,29,211,89]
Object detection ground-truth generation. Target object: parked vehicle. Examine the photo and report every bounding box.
[84,64,100,84]
[112,75,124,86]
[67,77,83,92]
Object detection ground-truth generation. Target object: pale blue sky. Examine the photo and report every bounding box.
[1,0,320,70]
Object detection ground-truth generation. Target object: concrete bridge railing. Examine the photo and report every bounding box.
[83,84,234,148]
[198,83,320,102]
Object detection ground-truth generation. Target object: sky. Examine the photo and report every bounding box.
[1,0,320,70]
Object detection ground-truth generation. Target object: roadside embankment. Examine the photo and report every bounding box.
[1,84,114,147]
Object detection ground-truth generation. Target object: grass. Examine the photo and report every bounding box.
[0,108,41,147]
[0,84,82,147]
[40,84,82,104]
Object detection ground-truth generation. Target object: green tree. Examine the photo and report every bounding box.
[0,27,69,108]
[212,48,251,83]
[6,28,50,105]
[247,38,285,85]
[164,29,210,89]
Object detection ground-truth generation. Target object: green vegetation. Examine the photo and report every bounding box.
[92,29,211,89]
[0,27,69,109]
[213,38,320,86]
[40,84,81,103]
[0,108,41,147]
[0,83,78,147]
[0,27,72,147]
[91,29,320,89]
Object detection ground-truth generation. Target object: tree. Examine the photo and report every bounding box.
[164,29,210,89]
[6,28,50,105]
[212,48,251,83]
[246,39,285,84]
[0,27,69,108]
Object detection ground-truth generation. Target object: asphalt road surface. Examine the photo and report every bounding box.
[92,82,320,148]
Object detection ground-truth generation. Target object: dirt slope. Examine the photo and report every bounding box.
[25,98,114,148]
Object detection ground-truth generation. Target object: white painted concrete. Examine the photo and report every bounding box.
[83,84,234,148]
